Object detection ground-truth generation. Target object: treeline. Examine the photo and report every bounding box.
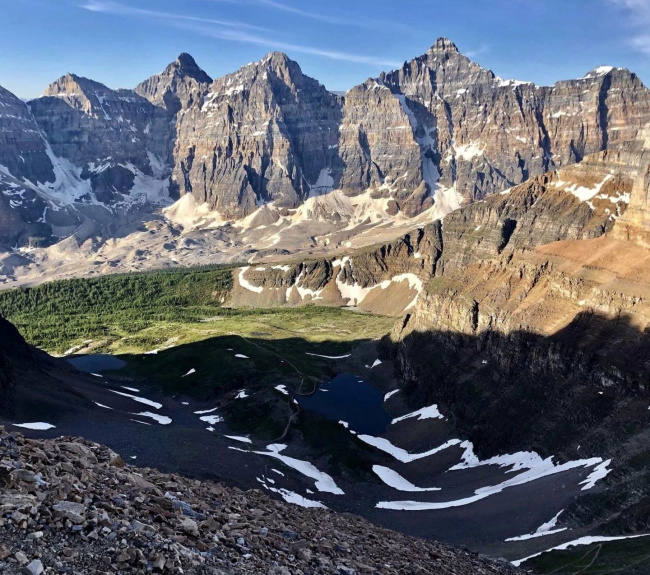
[0,267,236,351]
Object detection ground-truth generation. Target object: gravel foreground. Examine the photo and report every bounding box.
[0,427,520,575]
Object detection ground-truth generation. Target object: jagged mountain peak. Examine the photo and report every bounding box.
[261,51,294,66]
[429,37,460,54]
[209,50,316,97]
[168,53,212,84]
[135,53,212,112]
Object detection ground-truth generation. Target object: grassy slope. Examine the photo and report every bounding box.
[0,265,394,398]
[523,537,650,574]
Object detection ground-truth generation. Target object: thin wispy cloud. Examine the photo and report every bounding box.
[609,0,650,54]
[201,0,410,32]
[256,0,363,26]
[80,1,401,67]
[82,1,269,31]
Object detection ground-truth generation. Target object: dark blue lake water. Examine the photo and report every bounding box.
[67,354,127,373]
[297,373,390,435]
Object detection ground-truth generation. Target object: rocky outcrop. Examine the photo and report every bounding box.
[610,127,650,247]
[228,225,441,316]
[0,429,518,574]
[0,86,69,246]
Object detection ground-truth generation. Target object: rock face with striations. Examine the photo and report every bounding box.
[30,74,170,188]
[2,39,650,255]
[170,38,650,221]
[0,86,61,245]
[171,52,343,219]
[379,38,650,205]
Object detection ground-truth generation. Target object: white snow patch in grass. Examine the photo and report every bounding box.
[384,389,400,401]
[134,412,172,425]
[248,445,344,495]
[238,267,264,293]
[121,386,140,393]
[370,359,382,369]
[110,390,162,409]
[512,533,650,567]
[506,510,567,541]
[194,407,219,415]
[271,468,285,476]
[91,373,103,378]
[182,369,196,377]
[391,404,444,424]
[235,390,249,399]
[358,436,462,463]
[224,435,252,444]
[235,354,250,359]
[200,415,224,425]
[378,443,609,511]
[275,385,289,395]
[13,422,56,430]
[94,402,113,410]
[373,465,441,492]
[267,485,327,508]
[305,352,351,359]
[580,458,611,490]
[130,419,152,426]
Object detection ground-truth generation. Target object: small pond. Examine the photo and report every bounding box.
[297,373,390,435]
[67,354,127,373]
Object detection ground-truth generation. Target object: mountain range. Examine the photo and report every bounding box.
[2,38,650,286]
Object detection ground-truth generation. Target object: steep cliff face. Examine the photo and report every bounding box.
[0,86,81,245]
[167,39,650,225]
[380,39,650,205]
[610,128,650,247]
[30,74,170,189]
[171,52,343,219]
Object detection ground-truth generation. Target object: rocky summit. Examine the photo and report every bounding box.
[0,429,517,575]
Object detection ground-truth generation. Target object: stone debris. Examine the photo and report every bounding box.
[0,427,518,574]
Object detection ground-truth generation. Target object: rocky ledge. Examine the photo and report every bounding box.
[0,429,517,575]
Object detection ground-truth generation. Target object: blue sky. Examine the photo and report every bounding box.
[2,0,650,98]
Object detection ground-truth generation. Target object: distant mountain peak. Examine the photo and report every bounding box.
[430,37,460,54]
[43,73,109,98]
[169,53,212,84]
